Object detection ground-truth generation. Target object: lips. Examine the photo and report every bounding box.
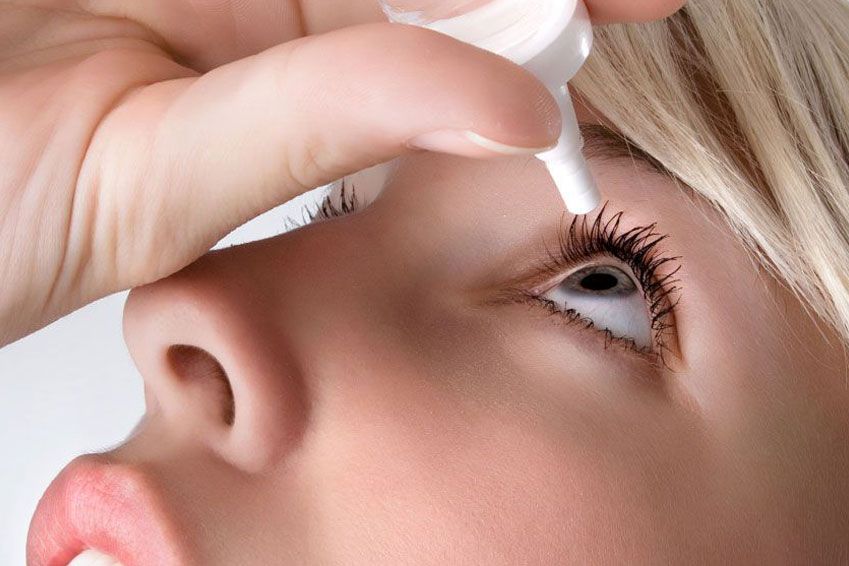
[27,455,190,566]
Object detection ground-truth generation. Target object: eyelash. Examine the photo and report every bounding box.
[518,203,682,365]
[284,181,361,230]
[293,189,681,366]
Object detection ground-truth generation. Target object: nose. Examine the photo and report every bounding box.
[122,243,309,473]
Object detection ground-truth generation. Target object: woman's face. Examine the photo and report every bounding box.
[30,107,849,565]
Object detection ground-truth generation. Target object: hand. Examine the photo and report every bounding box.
[0,0,685,347]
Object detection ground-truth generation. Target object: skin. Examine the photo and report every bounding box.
[108,104,849,564]
[8,0,849,564]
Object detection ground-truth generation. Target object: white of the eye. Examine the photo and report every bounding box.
[544,268,653,349]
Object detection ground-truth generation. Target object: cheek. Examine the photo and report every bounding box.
[303,399,584,563]
[288,297,722,564]
[299,371,724,565]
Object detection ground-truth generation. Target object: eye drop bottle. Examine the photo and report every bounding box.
[381,0,601,215]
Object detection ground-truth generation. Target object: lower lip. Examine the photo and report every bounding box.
[27,456,184,566]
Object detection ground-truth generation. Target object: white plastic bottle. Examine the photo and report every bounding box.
[381,0,601,215]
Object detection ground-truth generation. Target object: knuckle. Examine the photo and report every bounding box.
[266,41,339,189]
[285,133,333,190]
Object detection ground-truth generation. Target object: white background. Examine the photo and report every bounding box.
[0,190,326,565]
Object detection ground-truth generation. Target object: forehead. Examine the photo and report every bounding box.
[371,138,689,242]
[348,92,681,228]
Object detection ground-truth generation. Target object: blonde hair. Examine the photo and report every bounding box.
[572,0,849,347]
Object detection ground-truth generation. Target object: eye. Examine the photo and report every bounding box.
[541,262,652,350]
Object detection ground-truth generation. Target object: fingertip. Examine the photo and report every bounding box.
[586,0,687,25]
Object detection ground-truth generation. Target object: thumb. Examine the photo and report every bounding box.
[85,23,561,287]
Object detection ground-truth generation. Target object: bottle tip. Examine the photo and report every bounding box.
[563,188,601,215]
[542,155,601,215]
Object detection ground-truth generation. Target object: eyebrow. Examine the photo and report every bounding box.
[579,123,673,179]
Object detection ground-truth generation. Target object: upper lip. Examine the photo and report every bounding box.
[27,454,190,566]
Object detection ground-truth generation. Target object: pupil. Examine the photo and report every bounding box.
[580,272,619,292]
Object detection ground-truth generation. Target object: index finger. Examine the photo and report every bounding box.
[584,0,688,24]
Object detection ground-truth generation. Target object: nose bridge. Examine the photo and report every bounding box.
[122,249,310,473]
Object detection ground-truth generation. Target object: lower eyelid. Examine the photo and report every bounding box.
[488,292,666,368]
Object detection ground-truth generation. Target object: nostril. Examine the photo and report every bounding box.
[166,345,236,426]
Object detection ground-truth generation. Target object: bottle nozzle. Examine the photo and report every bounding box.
[534,80,600,215]
[538,144,600,214]
[513,0,598,215]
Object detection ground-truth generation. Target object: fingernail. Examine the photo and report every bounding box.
[406,130,555,158]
